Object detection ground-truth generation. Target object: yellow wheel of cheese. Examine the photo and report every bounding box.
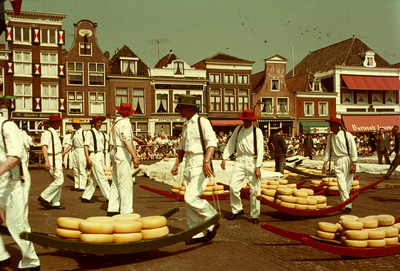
[311,180,322,185]
[316,203,327,209]
[341,236,346,243]
[379,227,399,238]
[179,191,185,195]
[316,230,335,240]
[295,197,308,204]
[339,215,359,221]
[278,179,288,185]
[393,223,400,231]
[260,180,269,185]
[367,239,386,248]
[344,239,368,248]
[299,188,313,196]
[318,222,339,233]
[321,177,330,182]
[280,195,296,203]
[268,181,279,185]
[376,215,395,226]
[352,180,359,186]
[328,181,338,186]
[80,233,114,243]
[180,186,186,191]
[86,216,116,223]
[261,195,274,202]
[260,184,268,189]
[358,218,378,229]
[313,196,327,204]
[212,185,224,191]
[205,186,213,191]
[202,191,213,196]
[171,188,179,194]
[286,184,297,188]
[352,185,360,189]
[293,190,308,198]
[113,213,141,221]
[267,185,278,189]
[385,236,399,246]
[364,229,386,239]
[112,220,142,233]
[214,190,224,195]
[171,184,181,189]
[262,189,276,197]
[138,216,167,229]
[141,226,169,240]
[56,228,81,239]
[329,186,339,191]
[345,230,368,240]
[207,181,215,186]
[280,201,295,208]
[277,185,287,188]
[275,199,281,204]
[307,205,317,210]
[113,233,142,243]
[56,217,84,230]
[80,220,114,234]
[276,188,293,196]
[295,204,308,210]
[341,220,363,230]
[307,198,317,205]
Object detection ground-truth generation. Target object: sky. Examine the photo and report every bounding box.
[5,0,400,73]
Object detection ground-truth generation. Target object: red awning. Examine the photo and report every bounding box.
[342,115,400,132]
[210,120,243,127]
[342,75,400,90]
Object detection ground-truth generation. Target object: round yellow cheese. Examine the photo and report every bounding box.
[205,187,213,191]
[367,239,386,248]
[316,203,327,209]
[352,180,360,186]
[316,230,335,240]
[113,213,141,221]
[112,220,142,233]
[261,195,275,202]
[307,205,317,210]
[313,196,327,204]
[280,201,295,208]
[293,190,308,198]
[202,191,213,196]
[328,182,338,186]
[344,239,368,248]
[278,179,288,185]
[80,233,114,243]
[180,186,186,191]
[276,188,293,196]
[280,195,296,203]
[341,220,363,230]
[318,222,339,233]
[179,191,185,195]
[268,181,280,185]
[80,220,114,234]
[171,184,181,189]
[339,215,359,221]
[376,215,395,226]
[295,204,308,210]
[311,180,322,185]
[364,229,386,239]
[212,185,224,191]
[138,216,167,229]
[267,185,278,189]
[56,228,81,239]
[385,236,399,246]
[358,218,378,229]
[171,188,180,194]
[262,189,276,197]
[141,226,169,240]
[393,223,400,231]
[379,226,399,238]
[307,198,317,205]
[329,186,339,191]
[207,181,215,186]
[345,230,368,240]
[295,197,308,204]
[286,184,297,188]
[214,190,224,195]
[113,233,142,243]
[56,217,84,230]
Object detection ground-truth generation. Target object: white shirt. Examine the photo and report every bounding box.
[41,127,62,155]
[110,116,132,146]
[323,130,357,162]
[70,128,86,148]
[85,128,106,152]
[222,125,264,167]
[178,114,217,155]
[0,117,23,180]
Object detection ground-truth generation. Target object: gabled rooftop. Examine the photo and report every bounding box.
[109,45,149,76]
[154,50,180,68]
[192,52,254,69]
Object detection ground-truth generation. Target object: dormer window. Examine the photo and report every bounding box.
[312,81,321,92]
[360,50,376,67]
[120,57,138,75]
[173,61,184,75]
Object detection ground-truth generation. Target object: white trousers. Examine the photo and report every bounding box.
[184,154,217,238]
[40,154,64,206]
[229,155,260,218]
[73,148,87,190]
[108,147,134,214]
[0,178,40,269]
[82,152,110,201]
[334,156,354,208]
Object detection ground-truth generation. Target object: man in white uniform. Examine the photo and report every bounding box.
[221,110,263,224]
[107,103,140,216]
[171,95,219,245]
[62,119,87,192]
[38,114,66,209]
[82,115,110,203]
[322,117,357,213]
[62,129,73,170]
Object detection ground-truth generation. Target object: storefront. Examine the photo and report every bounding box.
[299,121,330,134]
[342,115,400,133]
[258,117,295,136]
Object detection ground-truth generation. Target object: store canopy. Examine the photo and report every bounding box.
[299,121,330,134]
[210,120,243,126]
[342,115,400,132]
[342,75,400,90]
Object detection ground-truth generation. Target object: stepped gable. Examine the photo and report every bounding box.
[109,45,149,76]
[191,52,253,69]
[286,37,392,78]
[155,50,179,68]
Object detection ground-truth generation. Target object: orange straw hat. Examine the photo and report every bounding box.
[115,103,135,115]
[237,109,259,120]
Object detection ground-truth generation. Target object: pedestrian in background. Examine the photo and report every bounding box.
[271,128,287,174]
[383,125,400,179]
[376,128,390,164]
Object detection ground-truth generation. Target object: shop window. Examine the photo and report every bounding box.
[277,98,288,113]
[210,89,221,111]
[261,97,273,114]
[89,92,105,115]
[156,93,168,113]
[68,91,84,115]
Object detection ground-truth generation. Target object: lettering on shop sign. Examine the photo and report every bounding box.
[351,124,394,132]
[11,112,54,119]
[155,84,203,90]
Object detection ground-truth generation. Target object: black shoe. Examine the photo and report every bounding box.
[18,266,40,271]
[344,207,352,213]
[49,205,66,210]
[203,222,220,243]
[227,210,244,220]
[71,187,77,191]
[251,218,259,224]
[107,212,120,217]
[76,189,85,192]
[185,236,206,245]
[37,196,51,209]
[81,198,95,203]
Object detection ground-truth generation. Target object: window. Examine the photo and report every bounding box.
[313,82,321,92]
[261,97,273,114]
[132,89,145,114]
[80,43,92,56]
[67,62,83,85]
[210,74,220,84]
[318,102,328,116]
[14,51,32,76]
[173,61,184,75]
[116,88,128,105]
[68,91,84,115]
[89,63,104,86]
[238,89,249,111]
[238,74,249,85]
[371,90,382,104]
[41,52,58,77]
[14,83,32,110]
[14,27,30,43]
[385,90,396,104]
[41,84,58,111]
[224,89,235,111]
[277,98,288,113]
[89,92,105,115]
[210,89,221,111]
[366,57,374,66]
[121,59,137,75]
[156,93,168,113]
[271,79,280,91]
[224,74,235,84]
[41,29,56,45]
[356,90,367,104]
[135,122,149,136]
[304,101,314,116]
[341,89,353,103]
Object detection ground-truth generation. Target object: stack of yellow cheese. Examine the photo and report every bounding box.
[103,165,113,181]
[322,177,339,191]
[56,217,84,239]
[351,180,360,190]
[171,181,226,196]
[310,179,322,189]
[171,183,185,195]
[274,188,327,210]
[316,222,340,240]
[79,216,116,243]
[138,216,169,240]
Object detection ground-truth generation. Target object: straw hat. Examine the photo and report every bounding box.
[115,103,135,115]
[237,109,259,120]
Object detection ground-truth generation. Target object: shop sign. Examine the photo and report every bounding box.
[11,112,54,119]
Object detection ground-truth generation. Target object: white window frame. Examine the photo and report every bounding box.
[210,88,221,111]
[89,92,105,115]
[224,74,235,84]
[13,26,31,44]
[224,89,235,111]
[356,90,368,104]
[173,61,184,75]
[312,81,321,92]
[238,89,249,111]
[261,97,273,114]
[156,90,169,113]
[238,74,249,85]
[385,90,396,104]
[371,90,383,104]
[67,62,84,86]
[41,52,58,78]
[209,73,221,84]
[116,88,129,107]
[277,97,289,114]
[173,90,186,113]
[67,91,84,115]
[14,82,32,111]
[132,89,145,114]
[41,84,59,112]
[13,51,32,77]
[79,42,92,56]
[120,57,138,75]
[190,91,203,113]
[341,89,354,104]
[271,79,280,91]
[304,101,314,116]
[88,63,105,86]
[318,101,328,116]
[40,29,57,46]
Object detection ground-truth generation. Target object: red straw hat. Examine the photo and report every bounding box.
[90,115,106,124]
[42,114,64,125]
[325,117,341,124]
[237,109,259,120]
[115,103,135,115]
